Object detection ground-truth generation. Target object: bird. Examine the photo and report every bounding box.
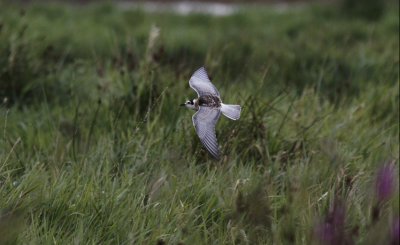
[181,67,241,159]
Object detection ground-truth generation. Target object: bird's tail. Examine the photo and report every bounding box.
[221,103,241,120]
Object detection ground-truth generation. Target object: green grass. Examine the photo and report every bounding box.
[0,2,399,244]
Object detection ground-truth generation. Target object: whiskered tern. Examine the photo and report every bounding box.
[181,67,241,159]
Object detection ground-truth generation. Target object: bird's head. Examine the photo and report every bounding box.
[180,99,197,110]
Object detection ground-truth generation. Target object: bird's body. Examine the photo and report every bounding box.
[197,95,222,108]
[181,67,241,159]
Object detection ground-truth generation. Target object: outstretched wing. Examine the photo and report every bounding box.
[192,106,221,159]
[189,67,220,97]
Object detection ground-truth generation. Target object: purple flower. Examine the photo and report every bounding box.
[314,200,348,245]
[375,163,395,201]
[392,216,399,245]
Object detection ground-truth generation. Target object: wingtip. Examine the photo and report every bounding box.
[208,152,220,161]
[196,66,207,73]
[204,145,220,161]
[209,149,220,160]
[191,66,208,82]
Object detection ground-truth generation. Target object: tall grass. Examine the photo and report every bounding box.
[0,2,398,244]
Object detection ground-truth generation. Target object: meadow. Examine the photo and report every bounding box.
[0,1,399,244]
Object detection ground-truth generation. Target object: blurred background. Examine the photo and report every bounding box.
[0,0,398,244]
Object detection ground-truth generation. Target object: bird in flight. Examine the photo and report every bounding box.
[181,67,241,160]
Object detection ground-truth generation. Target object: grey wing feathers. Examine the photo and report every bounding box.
[192,106,221,159]
[189,67,220,97]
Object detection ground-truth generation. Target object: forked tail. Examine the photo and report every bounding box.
[221,103,241,120]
